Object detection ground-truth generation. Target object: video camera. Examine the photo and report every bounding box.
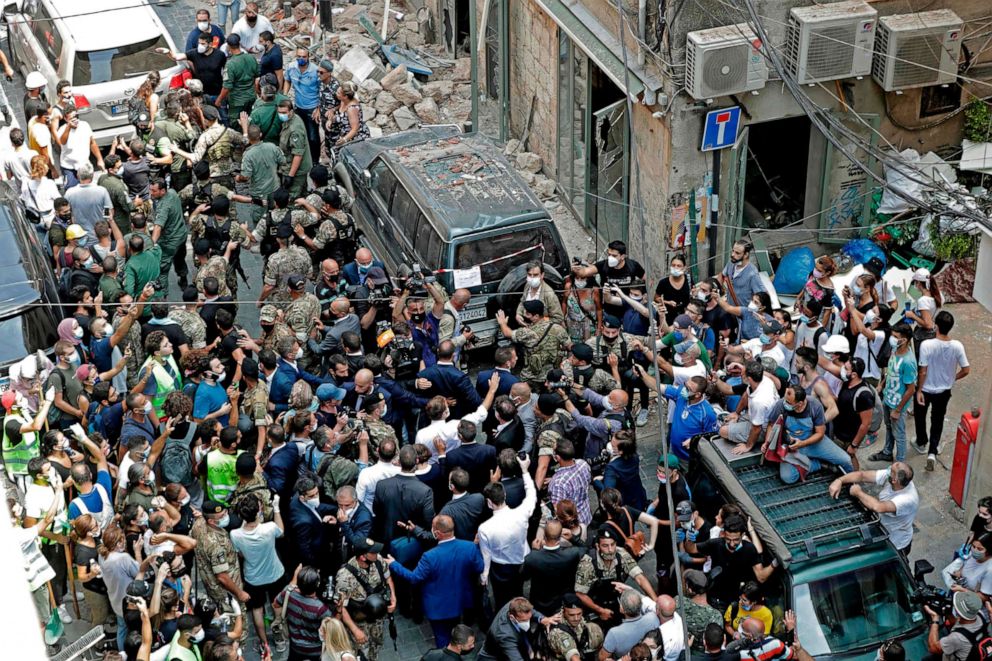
[396,263,436,295]
[910,559,954,620]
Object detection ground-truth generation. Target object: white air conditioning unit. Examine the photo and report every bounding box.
[685,24,768,100]
[872,10,963,91]
[786,0,877,84]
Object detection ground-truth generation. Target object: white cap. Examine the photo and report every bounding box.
[25,71,46,89]
[911,267,931,283]
[822,334,850,354]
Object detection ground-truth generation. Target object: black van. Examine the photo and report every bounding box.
[0,181,62,392]
[336,127,570,349]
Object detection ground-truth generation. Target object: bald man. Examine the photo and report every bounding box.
[342,247,385,286]
[341,368,391,414]
[315,258,344,319]
[655,594,686,661]
[315,297,361,358]
[559,387,632,460]
[436,287,474,361]
[510,382,538,452]
[734,615,800,660]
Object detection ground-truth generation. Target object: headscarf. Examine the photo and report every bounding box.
[58,318,81,345]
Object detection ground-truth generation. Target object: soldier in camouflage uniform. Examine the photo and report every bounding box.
[112,292,147,389]
[561,343,619,394]
[574,527,653,631]
[258,304,295,353]
[292,189,358,267]
[193,239,234,298]
[169,290,208,349]
[357,391,395,462]
[260,226,313,308]
[250,188,318,265]
[532,394,577,489]
[170,105,248,190]
[496,300,571,386]
[305,163,353,212]
[334,538,395,660]
[546,594,604,661]
[179,160,253,223]
[189,196,252,295]
[677,570,724,653]
[236,359,271,460]
[587,314,650,374]
[190,500,249,633]
[230,458,275,522]
[283,274,322,341]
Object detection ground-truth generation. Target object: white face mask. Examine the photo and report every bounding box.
[143,401,153,414]
[515,618,531,632]
[191,628,205,643]
[607,255,620,268]
[574,279,587,289]
[103,323,114,336]
[747,301,760,313]
[73,326,84,338]
[671,269,684,278]
[306,497,320,510]
[526,276,541,289]
[196,21,209,31]
[180,495,191,506]
[840,366,850,382]
[295,347,304,360]
[196,43,208,54]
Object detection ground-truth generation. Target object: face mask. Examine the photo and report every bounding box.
[783,402,795,412]
[747,301,759,313]
[180,495,191,506]
[602,334,617,344]
[759,333,772,345]
[679,387,690,399]
[196,20,209,30]
[812,268,824,279]
[73,326,85,338]
[191,629,205,643]
[695,291,708,302]
[297,58,308,67]
[840,366,850,382]
[672,331,685,343]
[526,276,541,289]
[57,212,72,222]
[852,284,863,297]
[674,353,685,366]
[358,263,371,275]
[515,618,531,632]
[671,269,684,278]
[103,323,114,336]
[606,255,620,268]
[658,475,667,485]
[741,602,753,611]
[726,541,742,552]
[216,514,230,528]
[799,314,811,324]
[197,44,208,54]
[214,371,226,384]
[137,514,149,526]
[410,312,425,323]
[306,497,320,509]
[295,347,304,360]
[277,113,290,123]
[864,311,877,325]
[973,549,987,561]
[889,337,900,350]
[574,279,587,289]
[143,401,154,414]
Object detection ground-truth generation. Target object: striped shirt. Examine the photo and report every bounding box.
[548,460,593,525]
[275,588,330,656]
[737,636,795,660]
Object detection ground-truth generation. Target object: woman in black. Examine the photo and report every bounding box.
[594,487,659,553]
[655,254,692,324]
[71,513,113,629]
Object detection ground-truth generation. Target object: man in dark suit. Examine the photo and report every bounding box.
[495,448,527,509]
[475,346,519,398]
[373,445,436,615]
[340,248,386,286]
[445,420,497,494]
[491,396,526,453]
[341,368,392,413]
[268,335,332,413]
[416,340,481,419]
[385,515,485,648]
[510,382,538,453]
[262,426,300,505]
[478,597,556,661]
[334,484,373,561]
[439,468,490,540]
[521,519,584,614]
[288,475,337,577]
[197,276,237,345]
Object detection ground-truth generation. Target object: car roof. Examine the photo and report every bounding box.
[0,183,47,310]
[342,128,549,241]
[48,0,163,52]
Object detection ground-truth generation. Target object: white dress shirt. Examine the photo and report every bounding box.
[415,404,489,463]
[478,472,536,581]
[355,460,401,511]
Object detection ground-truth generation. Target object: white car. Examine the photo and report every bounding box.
[3,0,187,145]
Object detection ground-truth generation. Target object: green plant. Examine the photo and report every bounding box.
[964,100,992,142]
[930,219,979,261]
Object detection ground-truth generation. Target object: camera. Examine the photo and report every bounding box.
[910,559,954,620]
[150,281,163,291]
[587,449,612,475]
[547,380,572,391]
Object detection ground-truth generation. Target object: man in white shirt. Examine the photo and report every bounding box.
[741,320,786,369]
[355,438,399,511]
[56,106,104,189]
[64,163,114,240]
[415,379,498,463]
[23,457,72,623]
[229,2,274,55]
[846,293,892,385]
[914,310,970,470]
[478,455,536,613]
[722,360,779,454]
[655,594,686,661]
[1,128,38,189]
[828,462,919,554]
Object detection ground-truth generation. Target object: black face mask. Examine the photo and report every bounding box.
[410,312,425,323]
[260,323,274,333]
[57,212,72,222]
[602,334,618,344]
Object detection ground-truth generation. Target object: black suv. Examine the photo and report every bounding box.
[0,181,62,392]
[336,127,570,349]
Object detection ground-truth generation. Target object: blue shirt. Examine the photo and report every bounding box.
[286,63,320,109]
[721,261,766,340]
[193,381,230,426]
[91,336,113,373]
[68,469,113,520]
[260,44,283,77]
[185,24,225,53]
[664,386,718,460]
[621,302,649,335]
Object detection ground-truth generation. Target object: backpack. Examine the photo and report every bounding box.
[956,617,992,661]
[316,453,359,500]
[127,95,149,125]
[866,327,892,371]
[854,383,884,434]
[161,437,195,487]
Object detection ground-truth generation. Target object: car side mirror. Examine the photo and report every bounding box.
[914,559,934,582]
[362,169,371,185]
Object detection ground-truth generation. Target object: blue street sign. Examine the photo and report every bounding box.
[700,106,742,152]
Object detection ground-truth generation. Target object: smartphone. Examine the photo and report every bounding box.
[69,423,86,439]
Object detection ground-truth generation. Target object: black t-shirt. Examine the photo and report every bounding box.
[595,258,645,317]
[218,329,251,379]
[703,303,735,342]
[74,543,107,594]
[184,48,227,96]
[693,537,760,602]
[141,321,189,352]
[655,476,691,520]
[970,514,991,540]
[833,381,875,443]
[655,276,691,324]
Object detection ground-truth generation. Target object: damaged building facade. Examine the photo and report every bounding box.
[464,0,992,277]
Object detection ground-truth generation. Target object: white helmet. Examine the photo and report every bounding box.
[822,334,850,355]
[25,71,46,90]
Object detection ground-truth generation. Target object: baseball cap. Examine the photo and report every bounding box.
[353,538,384,554]
[912,267,931,283]
[316,383,346,402]
[864,257,885,277]
[276,222,293,239]
[822,334,850,355]
[241,357,259,379]
[259,305,279,323]
[673,314,693,330]
[675,500,694,522]
[537,393,563,416]
[288,274,306,291]
[684,569,709,593]
[760,320,783,335]
[365,267,389,286]
[658,453,680,469]
[1,390,17,411]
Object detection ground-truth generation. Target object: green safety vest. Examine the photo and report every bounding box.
[167,631,203,661]
[140,355,182,418]
[206,450,242,506]
[2,411,38,479]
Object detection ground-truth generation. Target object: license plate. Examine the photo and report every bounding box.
[111,103,127,116]
[461,307,487,322]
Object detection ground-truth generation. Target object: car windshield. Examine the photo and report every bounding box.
[0,307,59,366]
[72,35,172,85]
[794,559,925,656]
[454,225,566,285]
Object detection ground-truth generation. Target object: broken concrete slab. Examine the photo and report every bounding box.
[393,106,419,130]
[357,78,383,104]
[380,64,409,92]
[339,46,385,83]
[532,175,556,198]
[504,139,522,156]
[392,82,423,106]
[374,91,403,115]
[414,97,440,124]
[515,152,543,174]
[420,80,454,102]
[452,58,471,81]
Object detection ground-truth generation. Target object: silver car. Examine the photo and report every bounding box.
[3,0,186,145]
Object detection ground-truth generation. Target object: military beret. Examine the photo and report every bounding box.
[201,499,227,515]
[570,343,594,363]
[201,105,220,121]
[537,393,563,416]
[602,314,622,329]
[362,391,385,412]
[353,538,384,554]
[276,222,293,238]
[596,526,621,541]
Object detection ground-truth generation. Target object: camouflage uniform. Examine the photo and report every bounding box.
[561,361,618,394]
[114,309,145,389]
[284,292,322,337]
[676,595,723,652]
[240,381,270,432]
[263,246,313,307]
[185,124,249,188]
[179,182,240,222]
[190,517,247,614]
[587,332,650,369]
[546,618,604,661]
[195,255,233,298]
[260,322,295,352]
[574,549,642,623]
[189,213,251,295]
[310,210,357,264]
[511,319,571,384]
[334,557,391,660]
[229,473,274,522]
[169,308,208,349]
[536,410,575,461]
[253,208,318,238]
[364,418,395,459]
[306,184,353,213]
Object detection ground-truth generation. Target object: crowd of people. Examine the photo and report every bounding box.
[0,3,988,661]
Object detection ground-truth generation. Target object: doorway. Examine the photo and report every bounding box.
[742,116,811,230]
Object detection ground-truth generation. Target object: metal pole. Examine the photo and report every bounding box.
[709,149,721,279]
[468,0,479,132]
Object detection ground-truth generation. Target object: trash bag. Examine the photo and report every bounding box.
[773,247,814,295]
[841,239,887,268]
